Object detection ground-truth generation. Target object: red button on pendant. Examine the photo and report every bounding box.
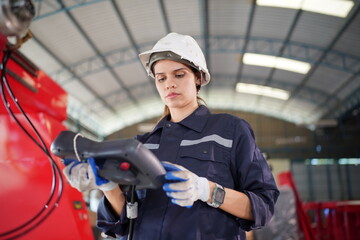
[120,162,130,171]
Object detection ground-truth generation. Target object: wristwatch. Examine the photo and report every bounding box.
[207,183,225,208]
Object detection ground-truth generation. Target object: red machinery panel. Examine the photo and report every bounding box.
[279,171,360,240]
[0,35,94,240]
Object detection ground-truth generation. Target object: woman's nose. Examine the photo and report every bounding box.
[165,79,176,89]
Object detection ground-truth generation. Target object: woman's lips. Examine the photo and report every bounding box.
[166,92,179,99]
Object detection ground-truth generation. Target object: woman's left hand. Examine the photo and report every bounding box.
[162,162,210,208]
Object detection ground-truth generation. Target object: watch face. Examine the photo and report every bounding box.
[215,188,225,204]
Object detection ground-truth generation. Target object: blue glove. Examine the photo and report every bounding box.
[162,162,210,208]
[62,158,118,192]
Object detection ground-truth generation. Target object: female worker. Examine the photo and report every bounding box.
[63,32,279,240]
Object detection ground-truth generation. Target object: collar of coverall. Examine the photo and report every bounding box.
[151,105,210,134]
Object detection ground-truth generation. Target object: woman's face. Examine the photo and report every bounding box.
[153,59,200,111]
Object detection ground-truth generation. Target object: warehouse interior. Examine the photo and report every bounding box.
[0,0,359,239]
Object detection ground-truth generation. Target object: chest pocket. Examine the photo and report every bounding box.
[177,142,231,184]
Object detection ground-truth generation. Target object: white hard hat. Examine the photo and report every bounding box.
[139,32,210,85]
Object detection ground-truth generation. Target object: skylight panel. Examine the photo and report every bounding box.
[236,83,290,100]
[257,0,354,18]
[243,53,311,74]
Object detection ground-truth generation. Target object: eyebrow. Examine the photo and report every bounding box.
[155,67,189,75]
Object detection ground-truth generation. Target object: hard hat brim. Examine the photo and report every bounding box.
[139,49,210,86]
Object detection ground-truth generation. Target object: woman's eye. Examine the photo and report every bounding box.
[157,77,165,82]
[175,74,184,78]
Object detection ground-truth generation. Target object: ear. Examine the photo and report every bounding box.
[194,72,202,92]
[194,71,202,85]
[195,78,201,86]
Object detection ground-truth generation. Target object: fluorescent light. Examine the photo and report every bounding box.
[257,0,302,9]
[243,53,311,74]
[236,83,290,100]
[302,1,354,18]
[339,158,360,165]
[257,0,354,18]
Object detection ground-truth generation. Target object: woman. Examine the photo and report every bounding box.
[64,33,279,240]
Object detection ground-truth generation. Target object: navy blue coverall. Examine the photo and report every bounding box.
[97,105,279,240]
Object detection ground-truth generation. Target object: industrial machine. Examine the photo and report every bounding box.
[0,2,166,239]
[0,1,93,239]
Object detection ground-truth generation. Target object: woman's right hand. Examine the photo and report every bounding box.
[62,158,118,192]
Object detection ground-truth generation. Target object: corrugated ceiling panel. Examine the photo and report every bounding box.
[63,80,96,102]
[286,99,319,114]
[51,70,74,86]
[105,48,138,68]
[83,70,121,96]
[139,97,164,117]
[71,1,132,53]
[282,43,323,66]
[115,104,146,125]
[87,105,113,119]
[164,0,201,36]
[138,41,158,55]
[337,75,360,100]
[62,0,86,5]
[296,88,327,105]
[33,1,61,17]
[210,74,236,89]
[306,66,352,94]
[232,92,258,107]
[242,65,272,80]
[240,75,265,86]
[130,82,157,102]
[246,38,283,55]
[291,12,344,47]
[258,97,285,111]
[272,70,304,85]
[324,50,360,74]
[270,80,296,92]
[209,0,251,36]
[210,53,239,75]
[206,89,235,109]
[116,104,142,122]
[19,39,62,74]
[86,99,107,113]
[30,14,95,64]
[118,0,166,44]
[67,97,104,131]
[106,89,133,108]
[309,101,336,118]
[333,13,360,56]
[252,7,297,40]
[113,62,148,87]
[14,0,360,136]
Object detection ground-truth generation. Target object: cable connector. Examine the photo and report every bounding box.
[126,202,138,219]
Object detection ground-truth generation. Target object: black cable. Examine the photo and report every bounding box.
[0,49,63,238]
[0,49,63,239]
[0,51,50,155]
[127,185,136,240]
[2,165,63,240]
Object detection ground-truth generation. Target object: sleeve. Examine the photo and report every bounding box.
[96,196,129,238]
[232,119,280,231]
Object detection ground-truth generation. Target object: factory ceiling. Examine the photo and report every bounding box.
[18,0,360,138]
